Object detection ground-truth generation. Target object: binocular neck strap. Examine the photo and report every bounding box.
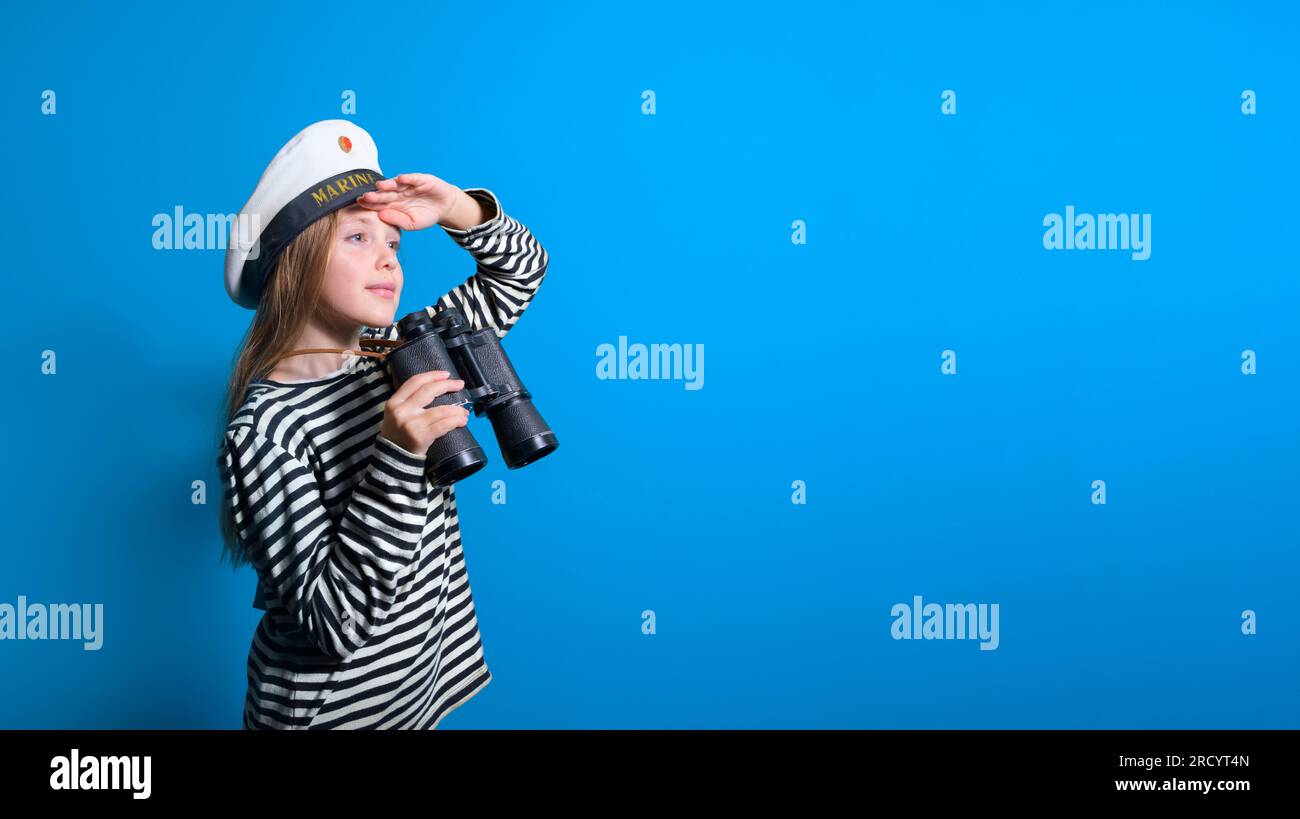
[273,338,403,366]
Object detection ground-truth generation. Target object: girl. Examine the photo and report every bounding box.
[216,120,548,729]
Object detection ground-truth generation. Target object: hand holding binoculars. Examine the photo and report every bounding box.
[385,307,558,487]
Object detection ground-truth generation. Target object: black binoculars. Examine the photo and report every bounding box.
[385,306,558,486]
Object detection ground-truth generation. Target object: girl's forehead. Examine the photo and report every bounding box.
[338,205,400,231]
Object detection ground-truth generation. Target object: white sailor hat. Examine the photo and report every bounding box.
[224,119,385,309]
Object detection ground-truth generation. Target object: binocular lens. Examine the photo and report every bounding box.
[489,400,559,468]
[507,432,558,468]
[431,444,488,485]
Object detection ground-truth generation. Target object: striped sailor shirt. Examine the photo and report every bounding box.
[217,188,548,729]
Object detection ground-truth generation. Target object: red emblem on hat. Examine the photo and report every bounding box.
[338,136,353,153]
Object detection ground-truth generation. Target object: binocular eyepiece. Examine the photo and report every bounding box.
[386,307,558,487]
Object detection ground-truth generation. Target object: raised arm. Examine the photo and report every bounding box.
[428,188,548,338]
[219,423,429,659]
[359,188,548,354]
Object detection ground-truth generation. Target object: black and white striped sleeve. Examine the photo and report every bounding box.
[428,187,549,339]
[220,425,430,659]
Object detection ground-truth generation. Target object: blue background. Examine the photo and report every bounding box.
[2,1,1296,728]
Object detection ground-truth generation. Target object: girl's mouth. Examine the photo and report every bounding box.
[367,286,395,300]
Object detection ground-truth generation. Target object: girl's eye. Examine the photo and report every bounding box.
[346,233,397,250]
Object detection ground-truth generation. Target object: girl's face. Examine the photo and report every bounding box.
[318,204,403,330]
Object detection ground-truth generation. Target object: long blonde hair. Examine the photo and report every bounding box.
[216,210,340,569]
